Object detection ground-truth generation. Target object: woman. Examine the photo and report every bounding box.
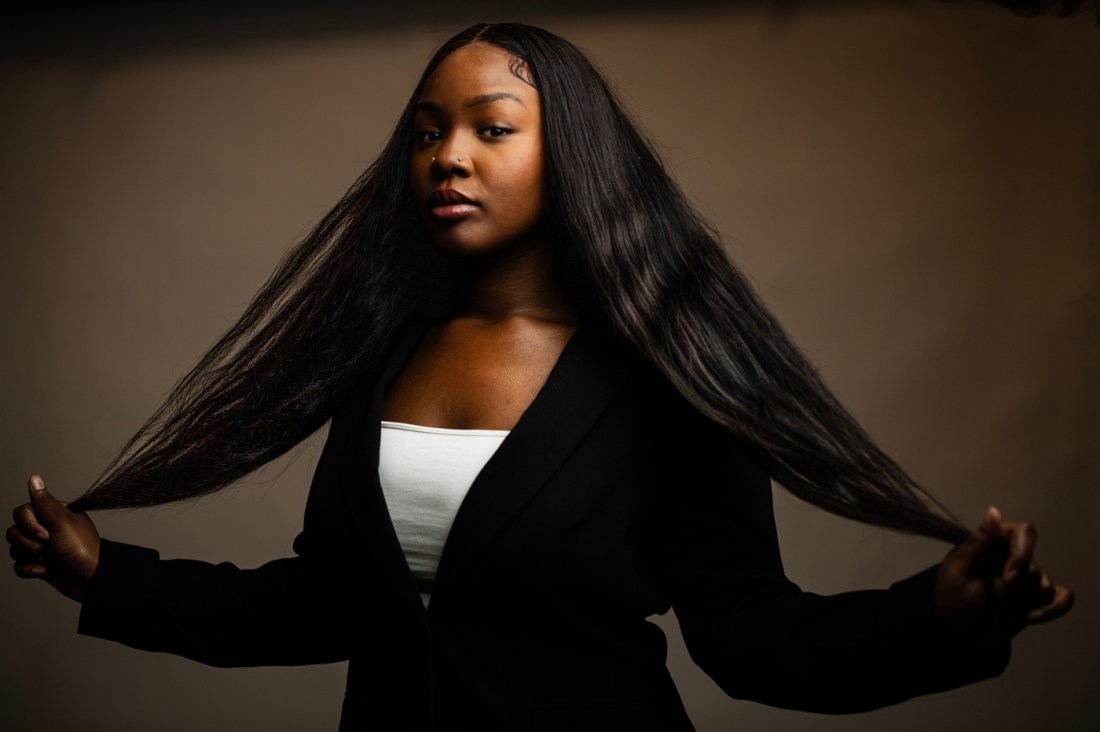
[6,22,1073,730]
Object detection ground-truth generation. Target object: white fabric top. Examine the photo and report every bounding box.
[377,420,509,608]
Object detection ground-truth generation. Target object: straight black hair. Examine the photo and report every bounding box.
[70,23,967,544]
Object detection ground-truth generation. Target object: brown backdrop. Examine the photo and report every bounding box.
[2,2,1096,730]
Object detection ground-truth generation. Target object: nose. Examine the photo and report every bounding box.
[430,136,470,177]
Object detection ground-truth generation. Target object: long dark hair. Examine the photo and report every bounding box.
[70,23,967,544]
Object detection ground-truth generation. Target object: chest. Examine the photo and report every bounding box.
[381,321,573,430]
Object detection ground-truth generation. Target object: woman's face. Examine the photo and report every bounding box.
[409,43,548,258]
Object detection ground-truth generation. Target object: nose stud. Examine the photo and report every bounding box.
[457,156,463,162]
[431,157,436,163]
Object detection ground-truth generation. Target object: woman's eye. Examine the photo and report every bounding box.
[482,127,510,138]
[416,130,441,145]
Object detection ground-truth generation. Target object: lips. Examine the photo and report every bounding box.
[428,189,479,221]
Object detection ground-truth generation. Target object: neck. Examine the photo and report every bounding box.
[452,236,580,325]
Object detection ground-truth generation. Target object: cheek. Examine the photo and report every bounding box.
[409,160,425,195]
[510,153,546,205]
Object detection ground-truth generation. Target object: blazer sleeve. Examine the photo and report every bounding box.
[77,532,351,668]
[655,405,1010,714]
[74,361,389,669]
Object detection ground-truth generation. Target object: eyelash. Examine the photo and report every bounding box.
[414,127,511,146]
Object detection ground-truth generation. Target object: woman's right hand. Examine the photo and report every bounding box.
[7,475,100,602]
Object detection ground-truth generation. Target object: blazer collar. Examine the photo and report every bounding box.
[340,318,628,622]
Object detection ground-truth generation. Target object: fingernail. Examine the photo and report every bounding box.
[30,476,44,491]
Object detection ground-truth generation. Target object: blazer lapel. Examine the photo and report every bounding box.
[429,323,627,610]
[341,321,435,624]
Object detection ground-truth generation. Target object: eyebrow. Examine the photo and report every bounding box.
[466,92,524,108]
[416,91,526,113]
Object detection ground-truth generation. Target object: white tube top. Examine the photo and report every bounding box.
[377,420,509,608]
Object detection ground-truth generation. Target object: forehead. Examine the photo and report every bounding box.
[419,43,538,107]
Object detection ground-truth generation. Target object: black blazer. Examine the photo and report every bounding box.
[79,321,1009,731]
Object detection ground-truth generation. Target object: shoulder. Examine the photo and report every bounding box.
[592,325,770,488]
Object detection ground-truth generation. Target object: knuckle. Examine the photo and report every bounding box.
[6,527,23,547]
[13,563,37,579]
[9,541,41,561]
[14,504,35,526]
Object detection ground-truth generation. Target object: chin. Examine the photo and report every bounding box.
[422,221,549,261]
[428,238,492,258]
[426,232,514,259]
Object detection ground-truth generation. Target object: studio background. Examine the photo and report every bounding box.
[2,1,1096,730]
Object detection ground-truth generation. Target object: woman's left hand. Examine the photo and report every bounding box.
[934,506,1074,649]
